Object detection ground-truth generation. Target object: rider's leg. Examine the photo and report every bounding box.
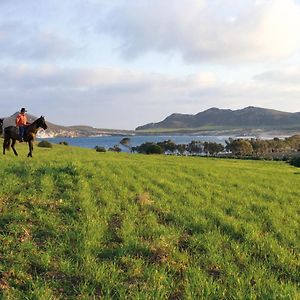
[19,126,25,142]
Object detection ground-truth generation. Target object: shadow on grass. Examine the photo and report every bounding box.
[97,243,151,261]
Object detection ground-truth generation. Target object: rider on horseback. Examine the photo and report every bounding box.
[16,108,30,142]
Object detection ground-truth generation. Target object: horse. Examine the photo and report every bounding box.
[0,119,3,136]
[3,116,48,157]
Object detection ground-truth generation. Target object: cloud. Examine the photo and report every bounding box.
[1,64,300,128]
[0,65,224,128]
[254,67,300,85]
[0,20,76,61]
[0,64,216,91]
[99,0,300,63]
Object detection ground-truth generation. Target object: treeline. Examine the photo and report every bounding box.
[131,140,225,155]
[93,136,300,167]
[130,135,300,157]
[225,135,300,156]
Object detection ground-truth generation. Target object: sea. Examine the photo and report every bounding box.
[39,135,240,151]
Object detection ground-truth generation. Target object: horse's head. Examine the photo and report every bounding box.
[0,118,3,135]
[38,116,48,130]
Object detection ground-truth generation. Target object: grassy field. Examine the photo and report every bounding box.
[0,141,299,299]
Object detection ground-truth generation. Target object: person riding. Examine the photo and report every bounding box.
[16,108,30,142]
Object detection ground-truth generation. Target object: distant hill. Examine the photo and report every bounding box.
[136,107,300,133]
[1,112,134,138]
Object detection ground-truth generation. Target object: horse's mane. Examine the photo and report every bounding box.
[27,116,45,130]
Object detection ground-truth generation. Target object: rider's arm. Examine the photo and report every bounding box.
[16,116,20,126]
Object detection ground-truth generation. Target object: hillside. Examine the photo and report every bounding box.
[136,107,300,132]
[1,112,134,138]
[0,142,299,299]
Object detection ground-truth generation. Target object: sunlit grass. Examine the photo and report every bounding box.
[0,140,299,299]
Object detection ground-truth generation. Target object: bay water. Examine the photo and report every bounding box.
[40,135,234,151]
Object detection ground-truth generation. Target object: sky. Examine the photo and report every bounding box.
[1,0,300,129]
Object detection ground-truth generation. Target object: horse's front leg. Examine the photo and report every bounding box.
[11,139,18,156]
[27,140,33,157]
[3,142,5,155]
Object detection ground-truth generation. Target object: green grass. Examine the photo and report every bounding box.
[0,141,299,299]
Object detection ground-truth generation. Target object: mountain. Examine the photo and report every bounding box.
[1,113,134,138]
[136,107,300,132]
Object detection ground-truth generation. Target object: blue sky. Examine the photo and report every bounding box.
[1,0,300,129]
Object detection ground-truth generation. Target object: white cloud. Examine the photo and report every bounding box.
[0,64,215,91]
[1,64,300,128]
[254,67,300,85]
[0,21,76,61]
[99,0,300,63]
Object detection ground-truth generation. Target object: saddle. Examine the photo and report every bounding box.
[16,126,27,141]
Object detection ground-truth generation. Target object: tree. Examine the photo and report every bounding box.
[250,139,268,155]
[157,140,177,152]
[285,135,300,151]
[120,137,132,151]
[176,144,187,155]
[135,142,163,154]
[203,142,224,155]
[267,139,289,153]
[187,141,203,154]
[226,139,253,156]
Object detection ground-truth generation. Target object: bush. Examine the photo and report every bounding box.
[146,144,163,154]
[136,142,163,154]
[108,146,122,152]
[95,146,106,152]
[38,140,53,148]
[59,141,69,146]
[290,156,300,167]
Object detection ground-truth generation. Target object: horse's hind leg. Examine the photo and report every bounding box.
[27,141,33,158]
[3,138,9,155]
[11,139,18,156]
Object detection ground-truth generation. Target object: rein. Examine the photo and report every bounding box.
[26,118,43,134]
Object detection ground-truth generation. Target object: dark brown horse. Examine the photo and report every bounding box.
[0,119,3,136]
[3,116,48,157]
